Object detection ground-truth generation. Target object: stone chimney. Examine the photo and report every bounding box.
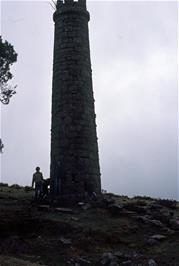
[50,0,101,202]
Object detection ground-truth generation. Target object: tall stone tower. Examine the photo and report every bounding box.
[50,0,101,201]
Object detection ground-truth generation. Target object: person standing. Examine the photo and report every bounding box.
[32,167,43,200]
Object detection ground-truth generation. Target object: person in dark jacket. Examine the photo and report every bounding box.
[32,167,43,200]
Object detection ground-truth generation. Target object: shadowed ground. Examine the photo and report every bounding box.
[0,186,178,265]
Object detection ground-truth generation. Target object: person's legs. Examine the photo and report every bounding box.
[35,183,41,201]
[35,187,38,200]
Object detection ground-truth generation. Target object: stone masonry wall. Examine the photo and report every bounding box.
[50,0,101,200]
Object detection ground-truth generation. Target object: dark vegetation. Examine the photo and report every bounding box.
[0,36,18,153]
[0,36,17,105]
[0,184,178,265]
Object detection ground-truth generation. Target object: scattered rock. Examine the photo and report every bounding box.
[168,219,179,230]
[38,205,50,211]
[120,211,137,217]
[109,262,119,266]
[101,252,118,265]
[82,204,91,210]
[148,259,158,266]
[136,216,164,228]
[55,207,73,213]
[113,251,123,258]
[78,257,91,265]
[71,216,79,221]
[68,257,91,265]
[0,255,46,266]
[59,237,72,245]
[165,228,175,235]
[157,199,177,209]
[124,203,148,214]
[146,234,166,246]
[146,239,158,246]
[1,235,28,253]
[150,234,166,241]
[121,261,132,265]
[78,202,85,206]
[108,204,123,215]
[149,210,172,224]
[113,250,140,260]
[78,202,91,210]
[100,250,142,265]
[149,203,162,211]
[150,219,164,228]
[103,197,115,206]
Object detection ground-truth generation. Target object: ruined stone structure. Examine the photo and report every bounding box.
[50,0,101,201]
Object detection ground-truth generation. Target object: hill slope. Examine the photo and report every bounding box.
[0,186,178,266]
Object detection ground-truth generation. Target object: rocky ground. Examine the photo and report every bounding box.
[0,185,178,266]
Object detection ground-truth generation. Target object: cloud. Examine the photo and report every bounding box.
[1,1,178,199]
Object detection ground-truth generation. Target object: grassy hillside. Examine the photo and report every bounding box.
[0,185,178,266]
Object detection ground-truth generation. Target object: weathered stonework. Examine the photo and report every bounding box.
[50,0,101,201]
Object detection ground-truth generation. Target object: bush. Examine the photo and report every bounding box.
[157,199,177,210]
[0,183,8,187]
[10,184,21,189]
[24,186,33,192]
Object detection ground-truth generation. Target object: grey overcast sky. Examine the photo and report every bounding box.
[0,1,178,200]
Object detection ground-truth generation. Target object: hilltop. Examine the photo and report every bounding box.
[0,185,178,266]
